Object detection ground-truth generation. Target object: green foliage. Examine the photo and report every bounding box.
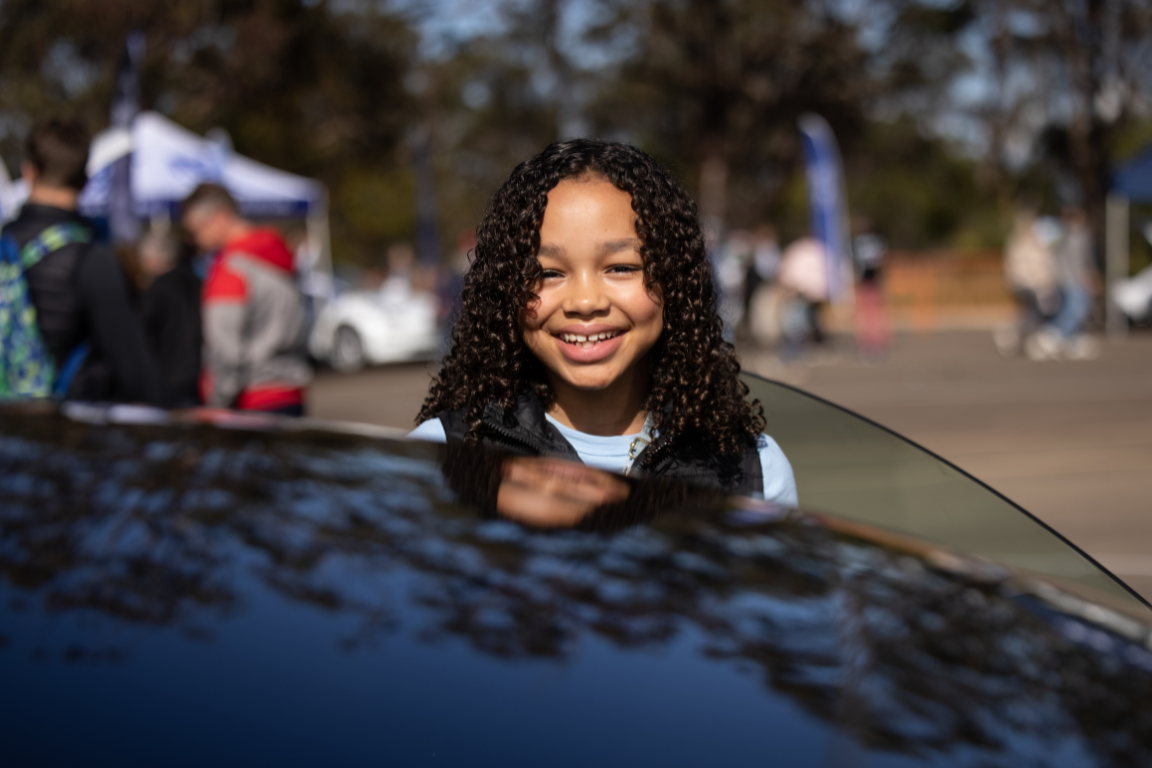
[413,35,564,251]
[845,118,1009,249]
[1113,119,1152,165]
[0,0,417,266]
[335,166,417,265]
[586,0,872,225]
[3,0,1150,264]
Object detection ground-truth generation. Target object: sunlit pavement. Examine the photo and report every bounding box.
[309,330,1152,603]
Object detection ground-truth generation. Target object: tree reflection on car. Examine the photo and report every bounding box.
[1,405,1151,765]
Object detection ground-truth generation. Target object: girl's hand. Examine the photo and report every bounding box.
[496,457,630,528]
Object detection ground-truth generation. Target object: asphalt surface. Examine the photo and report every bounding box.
[308,330,1152,603]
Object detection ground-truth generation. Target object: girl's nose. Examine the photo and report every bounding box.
[563,274,610,315]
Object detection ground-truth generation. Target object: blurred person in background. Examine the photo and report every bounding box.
[716,229,751,340]
[1,119,164,404]
[852,218,890,360]
[182,183,311,416]
[381,243,416,307]
[995,208,1059,358]
[380,241,440,339]
[1026,207,1098,361]
[139,228,201,406]
[745,225,780,313]
[745,224,783,348]
[289,226,333,342]
[113,242,147,306]
[777,237,829,359]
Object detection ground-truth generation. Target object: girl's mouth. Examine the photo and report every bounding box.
[553,329,627,363]
[557,330,621,349]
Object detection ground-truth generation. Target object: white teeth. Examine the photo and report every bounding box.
[559,331,620,345]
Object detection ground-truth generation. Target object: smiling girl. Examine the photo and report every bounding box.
[412,140,796,503]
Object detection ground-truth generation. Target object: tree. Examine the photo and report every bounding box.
[1020,0,1152,260]
[584,0,873,230]
[0,0,418,264]
[397,0,601,251]
[876,0,1152,259]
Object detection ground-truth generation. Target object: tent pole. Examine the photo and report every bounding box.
[1105,192,1129,340]
[305,187,333,297]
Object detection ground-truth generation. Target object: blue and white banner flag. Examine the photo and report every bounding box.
[798,113,850,300]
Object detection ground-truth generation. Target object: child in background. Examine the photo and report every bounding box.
[139,229,202,407]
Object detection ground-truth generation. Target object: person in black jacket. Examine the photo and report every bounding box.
[139,229,202,407]
[3,119,164,405]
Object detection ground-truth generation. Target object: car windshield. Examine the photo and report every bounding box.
[742,372,1143,609]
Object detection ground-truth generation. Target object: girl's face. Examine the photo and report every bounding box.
[522,178,664,395]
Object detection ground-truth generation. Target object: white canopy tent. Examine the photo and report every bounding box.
[1,112,331,285]
[80,112,324,218]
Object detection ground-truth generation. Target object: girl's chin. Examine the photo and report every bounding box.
[557,372,620,391]
[548,362,632,392]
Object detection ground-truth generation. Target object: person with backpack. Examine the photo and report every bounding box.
[0,119,164,403]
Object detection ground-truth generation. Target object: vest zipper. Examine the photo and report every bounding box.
[634,439,670,476]
[482,419,547,456]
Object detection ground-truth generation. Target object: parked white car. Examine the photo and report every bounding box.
[1113,223,1152,324]
[309,279,441,372]
[1115,265,1152,323]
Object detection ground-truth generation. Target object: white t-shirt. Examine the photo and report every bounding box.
[409,415,798,507]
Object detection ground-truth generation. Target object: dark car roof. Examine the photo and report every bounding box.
[1,403,1151,767]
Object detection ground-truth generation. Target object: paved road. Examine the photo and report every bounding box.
[308,330,1152,601]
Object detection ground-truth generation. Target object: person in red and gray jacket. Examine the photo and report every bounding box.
[181,183,311,415]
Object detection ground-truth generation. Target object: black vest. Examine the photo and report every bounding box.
[3,204,90,368]
[438,392,763,495]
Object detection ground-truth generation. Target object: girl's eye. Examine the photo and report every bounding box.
[540,269,564,280]
[608,265,642,275]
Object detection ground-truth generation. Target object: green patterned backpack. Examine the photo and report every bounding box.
[0,222,92,399]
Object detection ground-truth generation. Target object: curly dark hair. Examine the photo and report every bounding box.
[418,139,765,460]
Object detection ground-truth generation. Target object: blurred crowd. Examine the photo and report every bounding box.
[0,115,1126,417]
[0,118,454,414]
[709,218,891,362]
[713,204,1120,365]
[997,206,1099,361]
